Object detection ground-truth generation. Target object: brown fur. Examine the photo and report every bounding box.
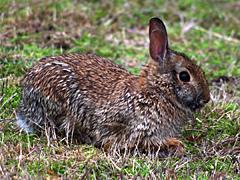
[16,18,210,156]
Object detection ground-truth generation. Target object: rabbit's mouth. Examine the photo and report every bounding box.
[188,102,204,111]
[187,98,208,111]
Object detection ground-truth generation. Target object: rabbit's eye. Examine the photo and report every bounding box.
[179,71,190,82]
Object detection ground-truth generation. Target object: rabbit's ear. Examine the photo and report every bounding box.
[149,17,168,62]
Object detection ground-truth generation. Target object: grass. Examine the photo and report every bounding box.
[0,0,240,179]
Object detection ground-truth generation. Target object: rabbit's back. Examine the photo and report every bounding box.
[22,54,134,105]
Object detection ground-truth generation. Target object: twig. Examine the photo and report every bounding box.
[107,154,121,171]
[194,26,240,44]
[175,158,192,172]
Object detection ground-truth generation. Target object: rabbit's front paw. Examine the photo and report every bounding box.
[164,138,184,156]
[102,140,113,153]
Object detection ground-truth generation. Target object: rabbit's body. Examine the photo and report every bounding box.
[17,18,210,155]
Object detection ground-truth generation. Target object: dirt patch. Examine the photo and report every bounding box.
[1,5,91,49]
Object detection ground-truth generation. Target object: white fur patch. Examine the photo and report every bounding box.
[16,113,33,133]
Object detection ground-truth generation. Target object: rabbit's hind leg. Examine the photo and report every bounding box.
[16,86,62,138]
[16,96,46,134]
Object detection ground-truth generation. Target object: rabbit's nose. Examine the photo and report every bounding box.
[199,94,210,106]
[203,88,210,104]
[198,89,210,105]
[199,99,207,106]
[201,98,210,105]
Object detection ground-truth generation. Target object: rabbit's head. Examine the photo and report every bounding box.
[143,17,210,111]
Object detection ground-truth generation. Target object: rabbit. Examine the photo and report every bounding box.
[16,17,210,156]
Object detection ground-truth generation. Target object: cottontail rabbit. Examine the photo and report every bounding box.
[16,17,210,156]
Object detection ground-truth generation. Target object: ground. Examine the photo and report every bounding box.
[0,0,239,179]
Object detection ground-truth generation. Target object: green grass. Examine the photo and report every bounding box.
[0,0,239,179]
